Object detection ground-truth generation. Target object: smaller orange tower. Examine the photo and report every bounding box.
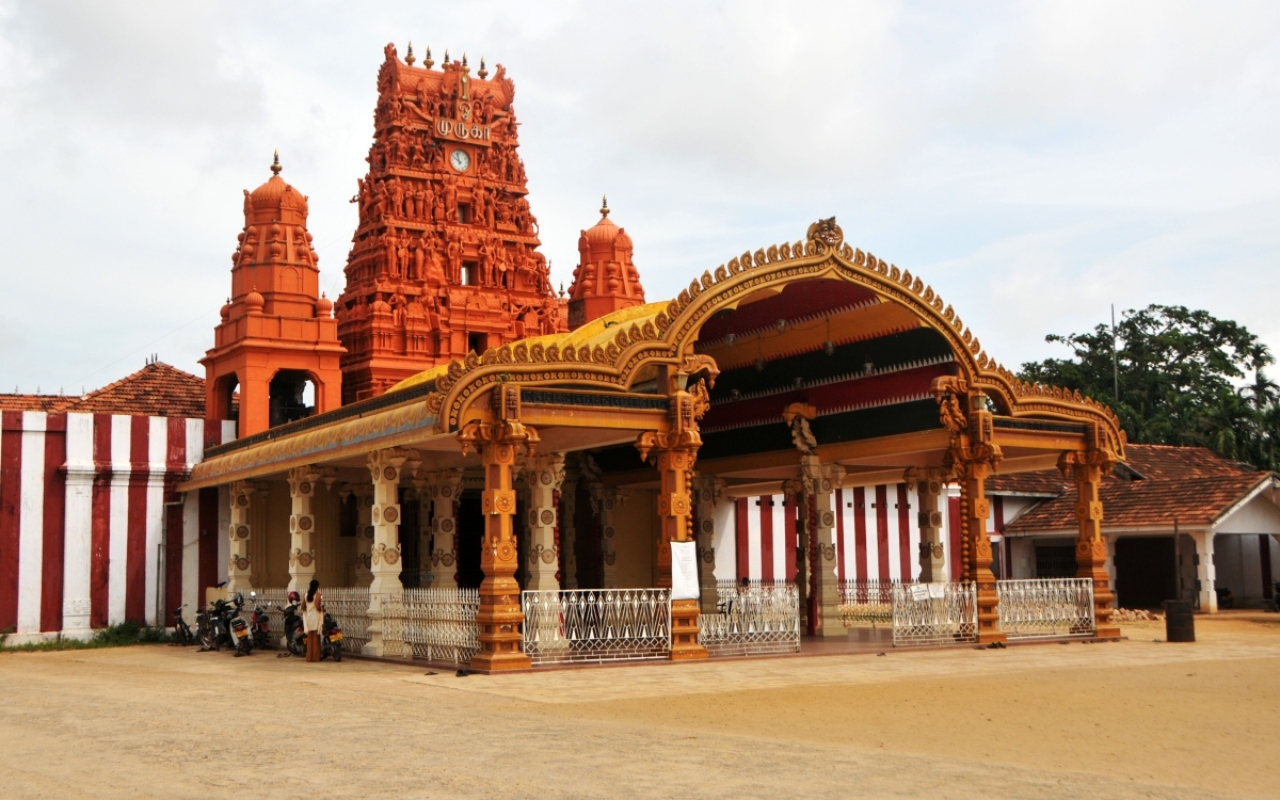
[566,197,646,329]
[201,154,345,437]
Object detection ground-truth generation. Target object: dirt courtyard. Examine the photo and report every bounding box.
[2,616,1278,800]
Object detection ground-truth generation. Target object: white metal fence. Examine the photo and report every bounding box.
[838,579,900,626]
[382,587,481,663]
[325,587,371,654]
[522,588,672,665]
[700,583,800,656]
[891,582,977,646]
[996,578,1095,639]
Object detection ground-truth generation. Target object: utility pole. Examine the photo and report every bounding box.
[1111,304,1120,402]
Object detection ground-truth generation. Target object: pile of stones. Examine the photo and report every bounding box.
[1111,607,1164,622]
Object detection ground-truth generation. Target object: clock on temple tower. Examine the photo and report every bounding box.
[336,43,567,403]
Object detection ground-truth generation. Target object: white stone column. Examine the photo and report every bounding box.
[426,469,463,589]
[1192,529,1218,613]
[803,459,846,637]
[352,484,374,586]
[522,453,566,591]
[561,472,579,589]
[907,467,949,583]
[226,480,255,596]
[287,465,321,592]
[365,448,408,657]
[692,474,725,614]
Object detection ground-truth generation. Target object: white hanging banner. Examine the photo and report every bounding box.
[670,541,700,601]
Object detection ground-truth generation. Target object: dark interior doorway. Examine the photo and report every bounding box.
[456,491,484,589]
[1114,536,1177,609]
[573,480,602,589]
[397,489,420,588]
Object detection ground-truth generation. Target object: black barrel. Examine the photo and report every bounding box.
[1163,600,1195,642]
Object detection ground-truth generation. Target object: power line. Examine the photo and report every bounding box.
[67,306,222,391]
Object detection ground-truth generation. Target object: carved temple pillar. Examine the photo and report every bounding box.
[906,466,950,582]
[425,469,463,589]
[226,481,255,596]
[956,454,1004,643]
[286,466,321,592]
[1059,448,1121,636]
[636,383,709,661]
[413,472,433,588]
[365,447,408,657]
[459,384,538,672]
[352,484,374,586]
[522,453,566,591]
[691,474,725,614]
[590,484,626,589]
[933,380,1004,643]
[801,458,846,637]
[561,471,579,589]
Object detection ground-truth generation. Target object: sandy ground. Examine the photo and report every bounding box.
[1,616,1278,800]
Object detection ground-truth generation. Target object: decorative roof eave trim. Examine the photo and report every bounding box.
[1210,474,1280,529]
[180,400,439,491]
[422,218,1126,453]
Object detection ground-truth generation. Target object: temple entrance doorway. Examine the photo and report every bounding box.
[572,480,603,589]
[456,491,484,589]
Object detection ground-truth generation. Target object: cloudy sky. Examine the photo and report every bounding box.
[1,1,1278,394]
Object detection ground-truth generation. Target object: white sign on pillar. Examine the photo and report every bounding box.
[671,541,700,601]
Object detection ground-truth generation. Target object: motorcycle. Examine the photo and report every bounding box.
[198,597,232,651]
[227,593,253,657]
[278,600,306,657]
[321,611,344,662]
[172,604,197,646]
[249,592,271,651]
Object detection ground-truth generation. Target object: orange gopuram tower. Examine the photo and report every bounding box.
[336,43,565,403]
[567,198,646,330]
[202,154,345,437]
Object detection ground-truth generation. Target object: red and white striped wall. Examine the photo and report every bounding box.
[715,484,1027,584]
[0,412,235,643]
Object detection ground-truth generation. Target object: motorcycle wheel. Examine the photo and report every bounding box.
[236,637,251,657]
[331,641,341,663]
[199,631,216,651]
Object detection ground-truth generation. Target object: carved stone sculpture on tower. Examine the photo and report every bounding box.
[335,45,567,403]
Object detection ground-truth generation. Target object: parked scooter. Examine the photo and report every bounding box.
[278,592,307,657]
[321,610,344,662]
[227,593,253,657]
[249,592,271,651]
[198,597,233,651]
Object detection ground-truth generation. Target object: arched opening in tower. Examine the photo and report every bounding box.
[268,369,316,428]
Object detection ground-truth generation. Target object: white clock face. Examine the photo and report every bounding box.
[450,149,471,172]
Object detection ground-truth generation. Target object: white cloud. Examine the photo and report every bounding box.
[0,0,1277,392]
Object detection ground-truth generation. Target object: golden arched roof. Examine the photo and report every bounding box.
[393,218,1125,457]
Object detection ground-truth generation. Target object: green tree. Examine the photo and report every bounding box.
[1018,304,1278,470]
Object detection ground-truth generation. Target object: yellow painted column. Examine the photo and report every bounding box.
[286,465,321,592]
[1059,450,1120,637]
[226,480,255,596]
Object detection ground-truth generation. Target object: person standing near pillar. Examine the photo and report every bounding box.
[302,579,323,663]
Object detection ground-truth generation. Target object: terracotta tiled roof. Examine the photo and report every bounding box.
[0,363,206,418]
[985,470,1070,496]
[66,362,206,417]
[0,394,78,412]
[1118,444,1256,480]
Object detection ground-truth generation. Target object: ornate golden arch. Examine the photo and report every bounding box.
[425,218,1125,457]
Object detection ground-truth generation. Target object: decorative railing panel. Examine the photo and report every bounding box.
[701,583,800,656]
[325,587,371,654]
[396,587,481,664]
[891,582,977,646]
[838,579,901,626]
[996,578,1095,639]
[522,589,671,665]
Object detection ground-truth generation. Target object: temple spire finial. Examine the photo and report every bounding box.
[443,48,450,64]
[405,42,416,66]
[424,45,434,69]
[271,150,281,175]
[600,195,609,217]
[478,57,488,79]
